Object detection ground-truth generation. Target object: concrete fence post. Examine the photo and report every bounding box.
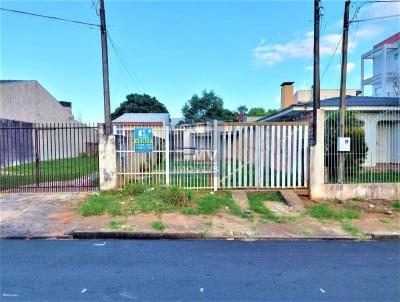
[309,109,325,200]
[98,123,117,190]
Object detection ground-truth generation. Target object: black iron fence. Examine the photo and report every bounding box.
[0,122,99,192]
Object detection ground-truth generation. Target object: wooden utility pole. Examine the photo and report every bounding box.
[338,0,350,183]
[312,0,321,145]
[99,0,111,135]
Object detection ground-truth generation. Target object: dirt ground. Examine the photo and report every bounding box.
[1,192,399,239]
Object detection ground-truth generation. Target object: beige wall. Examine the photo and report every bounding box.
[294,89,360,103]
[0,80,75,123]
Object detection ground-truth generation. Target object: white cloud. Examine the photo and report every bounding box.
[358,1,400,20]
[305,65,313,71]
[334,62,356,73]
[252,24,383,68]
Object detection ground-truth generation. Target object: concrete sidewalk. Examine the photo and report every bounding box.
[0,193,90,238]
[1,193,399,240]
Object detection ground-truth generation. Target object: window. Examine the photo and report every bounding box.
[394,52,398,60]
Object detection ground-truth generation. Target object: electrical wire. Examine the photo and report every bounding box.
[0,7,100,28]
[107,32,146,93]
[350,14,400,23]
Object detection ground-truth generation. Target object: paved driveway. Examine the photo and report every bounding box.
[0,193,90,238]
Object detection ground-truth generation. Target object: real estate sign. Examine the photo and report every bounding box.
[134,128,153,153]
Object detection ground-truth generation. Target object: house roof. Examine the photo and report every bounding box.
[112,113,170,124]
[258,96,400,122]
[294,95,399,108]
[0,80,29,86]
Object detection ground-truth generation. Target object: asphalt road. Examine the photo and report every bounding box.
[1,240,399,301]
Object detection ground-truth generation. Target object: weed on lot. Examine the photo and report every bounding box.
[341,220,369,240]
[78,194,123,217]
[182,191,248,218]
[108,220,125,229]
[308,204,360,221]
[151,221,166,231]
[247,192,295,223]
[392,201,400,212]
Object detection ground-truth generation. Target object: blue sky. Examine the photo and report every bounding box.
[1,0,399,122]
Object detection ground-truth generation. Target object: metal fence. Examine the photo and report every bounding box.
[116,121,309,190]
[0,123,99,192]
[220,122,309,188]
[324,108,400,183]
[116,123,216,189]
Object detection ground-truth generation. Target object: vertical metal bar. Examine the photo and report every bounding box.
[287,126,292,187]
[270,126,275,188]
[232,125,237,188]
[260,126,265,188]
[292,125,298,187]
[227,125,232,188]
[265,126,270,187]
[222,125,226,187]
[282,125,287,188]
[276,126,281,187]
[243,126,248,187]
[304,125,309,186]
[213,120,218,191]
[249,126,253,187]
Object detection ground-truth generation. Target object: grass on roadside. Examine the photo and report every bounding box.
[78,185,248,220]
[182,191,249,219]
[340,220,369,240]
[308,204,360,221]
[392,201,400,212]
[247,192,295,223]
[151,221,166,231]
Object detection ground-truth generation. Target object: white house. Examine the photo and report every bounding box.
[361,32,400,97]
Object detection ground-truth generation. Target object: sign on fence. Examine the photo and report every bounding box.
[134,128,153,153]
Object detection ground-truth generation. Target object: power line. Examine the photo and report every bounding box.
[107,32,146,92]
[321,35,342,82]
[351,14,400,23]
[0,7,100,27]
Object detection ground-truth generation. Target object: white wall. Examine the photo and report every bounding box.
[0,81,75,123]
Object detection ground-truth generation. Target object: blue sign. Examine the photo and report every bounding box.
[134,128,153,153]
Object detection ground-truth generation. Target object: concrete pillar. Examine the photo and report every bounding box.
[98,123,117,190]
[309,109,325,200]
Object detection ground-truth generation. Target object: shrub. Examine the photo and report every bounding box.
[392,201,400,211]
[160,186,193,207]
[124,182,148,196]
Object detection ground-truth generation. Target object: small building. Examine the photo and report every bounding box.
[361,32,400,97]
[0,80,76,123]
[258,85,400,167]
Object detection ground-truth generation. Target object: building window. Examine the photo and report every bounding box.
[394,52,398,60]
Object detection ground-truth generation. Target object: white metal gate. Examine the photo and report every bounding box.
[116,121,309,190]
[218,122,309,189]
[116,123,217,189]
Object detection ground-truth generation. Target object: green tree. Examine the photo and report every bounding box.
[248,107,278,117]
[236,105,248,116]
[111,93,168,120]
[182,90,235,122]
[324,111,368,182]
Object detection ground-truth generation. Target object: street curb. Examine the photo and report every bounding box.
[0,235,73,240]
[69,230,400,241]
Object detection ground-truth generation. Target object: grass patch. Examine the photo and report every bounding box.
[1,155,98,190]
[299,227,314,237]
[151,221,166,231]
[247,192,284,203]
[204,221,213,227]
[108,220,125,229]
[392,201,400,212]
[78,194,122,217]
[340,220,369,240]
[308,204,360,221]
[203,231,214,238]
[352,197,364,202]
[247,193,293,223]
[181,191,248,219]
[379,217,394,224]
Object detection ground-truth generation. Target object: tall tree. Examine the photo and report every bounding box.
[248,107,278,117]
[182,90,235,122]
[111,94,168,120]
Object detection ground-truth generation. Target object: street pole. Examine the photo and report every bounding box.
[338,0,350,183]
[312,0,320,145]
[99,0,111,135]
